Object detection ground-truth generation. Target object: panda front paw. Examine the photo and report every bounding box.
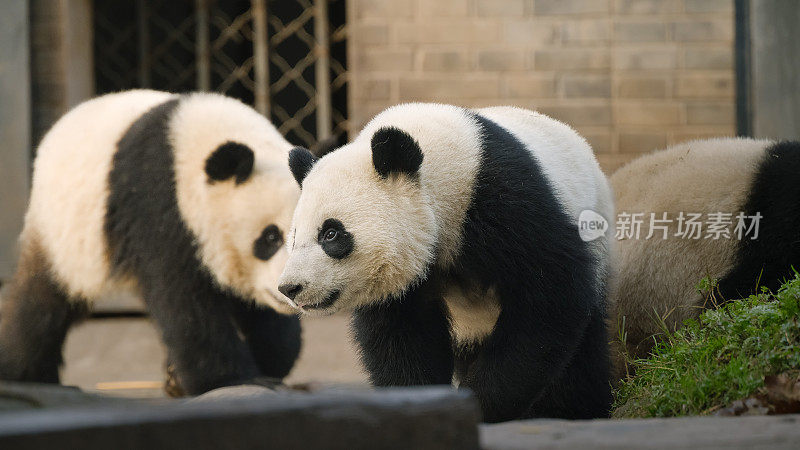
[164,364,286,397]
[164,364,186,398]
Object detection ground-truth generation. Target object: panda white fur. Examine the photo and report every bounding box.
[0,90,302,395]
[278,103,615,422]
[610,138,800,374]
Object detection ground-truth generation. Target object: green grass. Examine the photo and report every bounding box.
[612,271,800,418]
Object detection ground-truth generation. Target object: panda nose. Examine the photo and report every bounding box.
[278,283,303,300]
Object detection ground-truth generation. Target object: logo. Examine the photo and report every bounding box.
[579,210,609,242]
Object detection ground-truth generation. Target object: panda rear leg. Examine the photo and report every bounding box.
[0,238,88,383]
[229,299,301,380]
[529,310,613,419]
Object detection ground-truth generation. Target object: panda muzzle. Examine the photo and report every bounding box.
[299,289,341,311]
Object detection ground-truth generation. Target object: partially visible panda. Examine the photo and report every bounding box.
[278,103,615,422]
[610,138,800,371]
[0,90,302,395]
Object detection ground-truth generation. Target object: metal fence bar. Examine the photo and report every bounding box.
[137,0,150,87]
[95,0,346,143]
[252,0,270,116]
[196,0,211,91]
[314,0,332,139]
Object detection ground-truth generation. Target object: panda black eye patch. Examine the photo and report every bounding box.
[317,218,353,259]
[253,224,284,261]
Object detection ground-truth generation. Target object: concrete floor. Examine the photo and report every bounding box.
[62,314,368,397]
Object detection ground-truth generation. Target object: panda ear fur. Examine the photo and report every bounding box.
[205,142,255,185]
[288,147,319,186]
[371,127,423,179]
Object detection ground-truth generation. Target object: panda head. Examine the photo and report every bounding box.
[277,127,438,315]
[170,93,300,314]
[193,141,300,313]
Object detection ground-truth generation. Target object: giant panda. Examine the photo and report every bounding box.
[277,103,615,422]
[0,90,302,395]
[610,138,800,372]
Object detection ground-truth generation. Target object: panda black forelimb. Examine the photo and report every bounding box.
[142,281,264,395]
[227,298,302,379]
[351,280,454,386]
[457,284,597,422]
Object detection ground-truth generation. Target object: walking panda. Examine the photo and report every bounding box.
[0,90,302,395]
[278,103,615,422]
[610,138,800,371]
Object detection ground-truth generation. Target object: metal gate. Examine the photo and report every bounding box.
[93,0,347,147]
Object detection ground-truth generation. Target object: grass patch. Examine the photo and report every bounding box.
[612,271,800,418]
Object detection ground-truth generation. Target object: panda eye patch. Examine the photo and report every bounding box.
[318,218,353,259]
[253,224,283,261]
[265,229,280,242]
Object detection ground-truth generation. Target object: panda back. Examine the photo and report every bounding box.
[25,90,176,300]
[475,106,610,223]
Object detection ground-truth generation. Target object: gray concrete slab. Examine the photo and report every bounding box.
[480,414,800,449]
[0,381,132,412]
[0,385,479,450]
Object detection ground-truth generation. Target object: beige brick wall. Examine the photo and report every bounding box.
[347,0,735,173]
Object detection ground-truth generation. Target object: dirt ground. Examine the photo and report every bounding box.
[61,314,368,397]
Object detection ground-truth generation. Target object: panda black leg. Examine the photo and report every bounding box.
[141,284,262,396]
[229,299,301,379]
[0,241,88,383]
[459,287,610,422]
[352,281,454,386]
[528,308,612,419]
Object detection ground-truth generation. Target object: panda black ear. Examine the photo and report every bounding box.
[205,142,254,185]
[371,127,423,179]
[288,147,319,186]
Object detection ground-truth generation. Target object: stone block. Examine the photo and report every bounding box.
[614,48,678,70]
[614,0,681,14]
[422,50,470,72]
[355,0,414,19]
[535,0,610,15]
[480,415,800,449]
[616,104,681,125]
[684,0,733,13]
[684,48,733,70]
[671,20,733,42]
[563,75,611,98]
[675,74,734,98]
[619,132,667,153]
[534,49,610,70]
[614,21,666,42]
[477,49,525,71]
[561,19,610,43]
[357,48,414,72]
[686,102,735,125]
[617,76,668,98]
[476,0,525,16]
[399,77,501,101]
[502,76,557,98]
[0,384,480,450]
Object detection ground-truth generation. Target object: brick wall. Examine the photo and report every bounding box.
[347,0,735,173]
